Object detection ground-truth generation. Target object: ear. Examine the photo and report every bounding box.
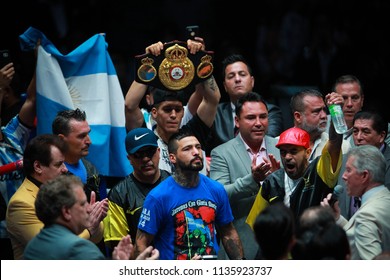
[379,131,386,144]
[62,206,72,222]
[146,94,153,106]
[33,160,43,175]
[234,115,239,128]
[169,153,176,165]
[57,133,65,140]
[305,147,312,159]
[156,147,161,157]
[361,170,370,183]
[151,107,158,119]
[293,111,302,124]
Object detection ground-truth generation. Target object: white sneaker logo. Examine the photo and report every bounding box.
[134,133,149,141]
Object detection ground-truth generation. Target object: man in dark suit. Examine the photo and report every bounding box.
[206,54,283,155]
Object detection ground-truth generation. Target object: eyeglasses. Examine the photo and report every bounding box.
[131,147,157,159]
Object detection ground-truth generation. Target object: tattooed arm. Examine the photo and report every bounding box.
[218,222,245,260]
[134,229,155,259]
[196,76,221,128]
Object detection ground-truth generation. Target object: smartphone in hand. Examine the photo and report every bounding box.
[0,49,12,68]
[186,25,200,40]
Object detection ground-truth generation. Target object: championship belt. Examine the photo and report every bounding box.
[134,40,214,91]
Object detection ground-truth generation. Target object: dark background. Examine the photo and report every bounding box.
[3,0,390,123]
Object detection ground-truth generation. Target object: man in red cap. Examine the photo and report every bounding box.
[247,92,344,229]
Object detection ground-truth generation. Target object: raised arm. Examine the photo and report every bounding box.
[185,37,206,116]
[18,40,41,128]
[125,39,208,131]
[195,76,220,127]
[0,62,15,129]
[124,80,148,131]
[125,41,167,131]
[18,69,36,127]
[325,92,344,172]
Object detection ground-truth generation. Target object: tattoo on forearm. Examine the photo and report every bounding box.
[223,237,243,260]
[207,76,216,92]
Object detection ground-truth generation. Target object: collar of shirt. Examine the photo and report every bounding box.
[27,175,43,188]
[309,132,327,161]
[231,102,236,128]
[380,143,385,153]
[361,185,386,205]
[344,127,353,140]
[284,173,299,207]
[231,102,236,113]
[241,135,267,163]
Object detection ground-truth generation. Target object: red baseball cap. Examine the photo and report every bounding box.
[276,127,310,149]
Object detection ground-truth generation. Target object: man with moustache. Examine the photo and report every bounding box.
[135,130,244,260]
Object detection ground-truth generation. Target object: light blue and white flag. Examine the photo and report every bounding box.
[19,27,132,177]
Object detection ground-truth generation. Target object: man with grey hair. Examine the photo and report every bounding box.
[6,134,106,259]
[52,108,103,201]
[291,88,351,161]
[322,145,390,259]
[24,175,159,260]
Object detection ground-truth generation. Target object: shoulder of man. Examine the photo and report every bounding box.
[81,158,99,174]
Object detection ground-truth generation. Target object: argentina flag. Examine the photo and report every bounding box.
[19,27,131,177]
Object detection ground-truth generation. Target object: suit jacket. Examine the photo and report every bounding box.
[206,101,283,155]
[210,134,280,259]
[24,224,106,260]
[337,143,390,219]
[337,187,390,260]
[6,178,102,259]
[6,178,41,260]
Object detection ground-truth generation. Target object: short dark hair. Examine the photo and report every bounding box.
[290,89,323,115]
[294,223,350,260]
[152,89,183,107]
[353,110,388,139]
[253,202,295,259]
[23,134,67,176]
[332,74,364,97]
[35,175,83,226]
[168,129,196,154]
[297,206,335,235]
[235,92,268,117]
[52,108,87,135]
[221,54,252,80]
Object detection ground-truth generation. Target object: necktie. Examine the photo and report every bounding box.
[354,197,361,208]
[350,196,361,216]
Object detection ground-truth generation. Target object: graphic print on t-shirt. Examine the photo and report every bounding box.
[173,200,217,260]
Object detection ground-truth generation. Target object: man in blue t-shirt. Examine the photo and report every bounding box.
[135,130,244,260]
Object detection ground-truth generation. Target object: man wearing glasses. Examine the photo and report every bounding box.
[103,128,170,256]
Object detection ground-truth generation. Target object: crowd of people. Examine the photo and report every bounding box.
[1,28,390,261]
